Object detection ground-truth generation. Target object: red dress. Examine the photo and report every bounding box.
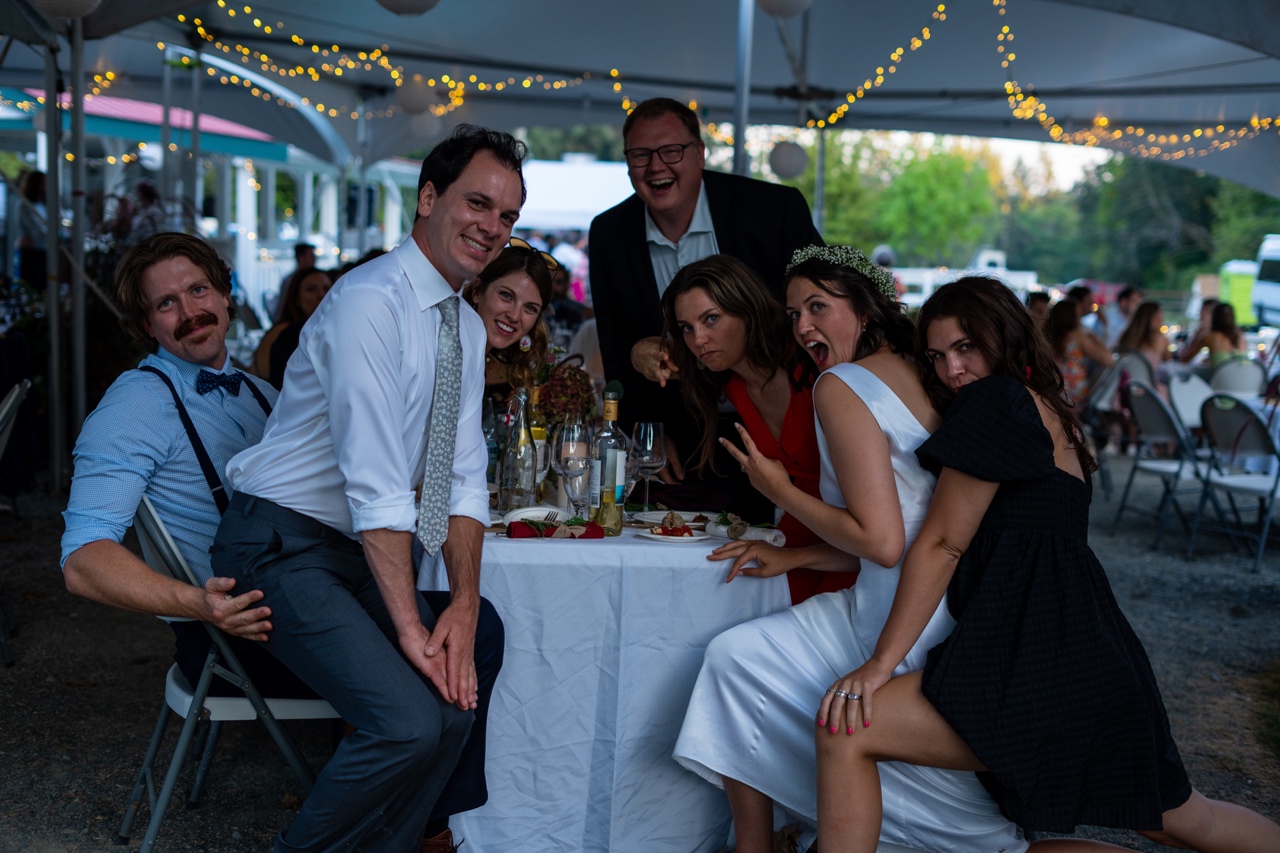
[723,374,858,604]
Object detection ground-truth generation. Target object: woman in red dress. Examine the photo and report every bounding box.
[632,254,851,604]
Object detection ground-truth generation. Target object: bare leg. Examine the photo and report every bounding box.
[1141,789,1280,853]
[723,776,774,853]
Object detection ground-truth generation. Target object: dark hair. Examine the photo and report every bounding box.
[17,170,44,203]
[1117,301,1162,352]
[916,276,1096,473]
[662,255,814,474]
[1026,291,1050,308]
[1210,302,1242,344]
[463,246,554,390]
[276,266,331,325]
[294,242,316,261]
[622,98,702,146]
[1117,285,1142,303]
[1066,285,1093,305]
[415,124,527,221]
[784,254,915,362]
[1045,299,1080,359]
[135,178,159,205]
[115,232,235,352]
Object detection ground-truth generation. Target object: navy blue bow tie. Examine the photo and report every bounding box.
[196,370,244,396]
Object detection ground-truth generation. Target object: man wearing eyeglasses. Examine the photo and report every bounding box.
[589,97,821,512]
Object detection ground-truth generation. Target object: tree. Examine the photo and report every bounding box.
[522,124,625,162]
[1210,179,1280,265]
[875,145,997,266]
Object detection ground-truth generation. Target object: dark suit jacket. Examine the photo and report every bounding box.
[588,169,821,445]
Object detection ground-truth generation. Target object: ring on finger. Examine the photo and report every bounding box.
[849,693,861,701]
[832,689,848,699]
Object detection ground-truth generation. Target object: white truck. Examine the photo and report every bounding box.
[1252,233,1280,325]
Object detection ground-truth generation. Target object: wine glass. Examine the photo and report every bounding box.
[552,420,593,521]
[630,422,666,512]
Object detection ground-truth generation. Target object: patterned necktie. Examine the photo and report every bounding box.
[417,295,462,556]
[196,370,244,396]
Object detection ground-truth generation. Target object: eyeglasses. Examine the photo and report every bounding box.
[508,237,559,271]
[624,142,696,169]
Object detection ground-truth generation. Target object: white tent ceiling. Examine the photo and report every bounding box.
[2,0,1280,194]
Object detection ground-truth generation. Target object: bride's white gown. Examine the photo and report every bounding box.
[674,364,1027,853]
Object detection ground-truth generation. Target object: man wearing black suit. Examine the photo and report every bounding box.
[588,98,821,513]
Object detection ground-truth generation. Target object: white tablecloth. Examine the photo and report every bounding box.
[428,528,791,853]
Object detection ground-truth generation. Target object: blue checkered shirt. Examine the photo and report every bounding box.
[61,347,278,584]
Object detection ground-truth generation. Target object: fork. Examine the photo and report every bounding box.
[542,510,560,523]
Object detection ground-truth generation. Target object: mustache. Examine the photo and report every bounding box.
[174,312,219,340]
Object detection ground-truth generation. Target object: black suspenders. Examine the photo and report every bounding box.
[138,366,273,515]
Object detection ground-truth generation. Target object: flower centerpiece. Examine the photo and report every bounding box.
[536,354,597,426]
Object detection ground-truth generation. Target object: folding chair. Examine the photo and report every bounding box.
[0,379,32,666]
[1168,372,1214,431]
[1080,357,1129,499]
[117,496,338,853]
[1109,381,1209,548]
[1209,359,1265,396]
[1186,395,1280,572]
[1119,351,1156,389]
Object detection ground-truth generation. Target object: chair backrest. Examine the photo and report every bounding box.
[1200,394,1279,464]
[1088,356,1128,414]
[0,379,32,460]
[1168,372,1213,430]
[1210,359,1265,396]
[1120,352,1156,388]
[134,495,203,588]
[1125,380,1195,456]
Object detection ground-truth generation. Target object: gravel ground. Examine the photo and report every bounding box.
[1,459,1278,853]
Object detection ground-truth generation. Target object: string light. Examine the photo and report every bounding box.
[996,0,1279,160]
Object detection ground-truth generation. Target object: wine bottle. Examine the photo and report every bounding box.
[498,388,537,512]
[589,391,627,535]
[528,384,549,501]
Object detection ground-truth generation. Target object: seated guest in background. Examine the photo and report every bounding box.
[1206,301,1249,366]
[1103,285,1144,349]
[810,277,1280,853]
[1025,291,1050,330]
[463,240,554,407]
[251,266,333,390]
[1047,299,1114,405]
[546,263,588,343]
[1177,297,1218,362]
[675,247,1023,853]
[590,97,821,519]
[266,241,316,321]
[214,125,515,853]
[61,232,309,699]
[1117,301,1170,394]
[650,253,840,604]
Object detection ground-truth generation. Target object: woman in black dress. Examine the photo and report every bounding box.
[252,266,332,389]
[812,276,1280,853]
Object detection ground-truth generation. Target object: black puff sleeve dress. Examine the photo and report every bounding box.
[914,375,1191,833]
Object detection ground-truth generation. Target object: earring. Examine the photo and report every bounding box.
[696,359,707,371]
[519,335,532,352]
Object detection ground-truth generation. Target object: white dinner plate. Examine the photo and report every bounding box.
[502,506,565,526]
[637,530,712,543]
[633,510,716,528]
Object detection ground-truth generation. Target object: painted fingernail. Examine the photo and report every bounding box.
[817,718,825,727]
[829,725,837,734]
[863,720,870,728]
[847,726,854,735]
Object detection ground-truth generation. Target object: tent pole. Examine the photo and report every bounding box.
[188,54,202,233]
[71,18,85,432]
[814,125,826,235]
[732,0,753,176]
[161,47,172,225]
[44,40,64,490]
[356,98,368,254]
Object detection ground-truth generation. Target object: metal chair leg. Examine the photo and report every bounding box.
[189,720,222,807]
[1186,480,1213,560]
[1109,459,1141,536]
[116,700,172,844]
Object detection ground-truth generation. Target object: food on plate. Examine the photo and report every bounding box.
[650,510,695,537]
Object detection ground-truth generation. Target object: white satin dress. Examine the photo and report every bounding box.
[674,364,1027,853]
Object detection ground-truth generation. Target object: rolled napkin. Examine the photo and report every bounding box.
[507,520,605,539]
[705,512,787,547]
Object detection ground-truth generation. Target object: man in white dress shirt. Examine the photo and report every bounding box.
[212,125,523,853]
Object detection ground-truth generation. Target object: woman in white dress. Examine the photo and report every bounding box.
[673,246,1026,853]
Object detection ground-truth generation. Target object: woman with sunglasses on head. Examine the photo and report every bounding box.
[674,248,1025,853]
[462,239,555,406]
[811,276,1280,853]
[656,254,848,605]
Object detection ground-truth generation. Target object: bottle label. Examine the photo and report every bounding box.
[533,438,547,481]
[588,459,602,508]
[603,399,619,421]
[613,450,626,502]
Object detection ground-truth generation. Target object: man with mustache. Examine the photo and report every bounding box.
[212,125,519,853]
[589,98,822,515]
[62,232,310,701]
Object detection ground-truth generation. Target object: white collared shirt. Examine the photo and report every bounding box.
[644,179,720,298]
[226,237,489,539]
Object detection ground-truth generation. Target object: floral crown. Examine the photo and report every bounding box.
[786,245,898,299]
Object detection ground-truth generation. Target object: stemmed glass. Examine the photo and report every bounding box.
[552,419,593,521]
[630,422,666,512]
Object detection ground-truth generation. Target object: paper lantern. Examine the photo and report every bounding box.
[32,0,101,18]
[395,74,434,114]
[756,0,812,20]
[376,0,441,15]
[768,141,808,179]
[409,110,441,140]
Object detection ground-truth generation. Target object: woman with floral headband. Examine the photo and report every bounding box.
[673,246,1024,853]
[462,238,555,406]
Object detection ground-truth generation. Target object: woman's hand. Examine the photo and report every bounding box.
[630,337,681,387]
[816,658,895,735]
[707,540,798,582]
[719,423,791,503]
